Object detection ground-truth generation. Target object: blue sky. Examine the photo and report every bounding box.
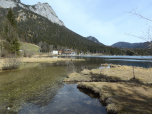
[21,0,152,45]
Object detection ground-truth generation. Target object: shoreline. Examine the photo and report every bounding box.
[0,57,85,70]
[63,64,152,114]
[21,57,85,63]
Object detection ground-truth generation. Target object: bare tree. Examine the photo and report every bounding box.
[127,9,152,44]
[57,45,61,51]
[126,9,152,62]
[38,41,49,52]
[38,41,43,50]
[42,42,49,52]
[0,35,2,57]
[49,45,53,52]
[125,8,152,79]
[1,54,21,70]
[0,19,5,57]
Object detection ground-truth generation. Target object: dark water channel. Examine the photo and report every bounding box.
[0,56,151,114]
[19,84,106,114]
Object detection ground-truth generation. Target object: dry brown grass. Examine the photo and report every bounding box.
[80,65,152,84]
[81,69,91,75]
[21,57,85,63]
[1,58,21,70]
[101,63,109,67]
[78,82,152,114]
[99,65,152,84]
[63,72,92,82]
[63,64,152,113]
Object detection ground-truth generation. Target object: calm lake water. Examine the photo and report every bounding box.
[0,56,151,114]
[60,55,152,68]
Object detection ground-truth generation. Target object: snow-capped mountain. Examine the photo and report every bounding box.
[0,0,64,26]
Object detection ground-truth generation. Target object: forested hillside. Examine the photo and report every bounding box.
[0,6,151,55]
[0,7,126,55]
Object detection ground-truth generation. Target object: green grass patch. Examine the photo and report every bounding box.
[20,42,40,54]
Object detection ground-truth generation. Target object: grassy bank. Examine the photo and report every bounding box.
[78,82,152,114]
[64,64,152,84]
[63,64,152,113]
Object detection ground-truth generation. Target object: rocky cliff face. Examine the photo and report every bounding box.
[0,0,17,8]
[0,0,64,26]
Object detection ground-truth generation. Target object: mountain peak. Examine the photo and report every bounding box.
[87,36,99,43]
[0,0,64,26]
[30,2,64,26]
[86,36,104,45]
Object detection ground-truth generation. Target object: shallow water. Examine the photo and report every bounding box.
[19,84,106,114]
[0,56,151,114]
[0,63,67,113]
[0,62,107,114]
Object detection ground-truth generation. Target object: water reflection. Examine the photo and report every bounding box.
[19,84,107,114]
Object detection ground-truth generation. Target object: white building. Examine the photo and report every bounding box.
[71,52,76,56]
[52,51,58,55]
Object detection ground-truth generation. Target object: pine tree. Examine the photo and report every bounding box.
[2,8,20,55]
[6,8,16,28]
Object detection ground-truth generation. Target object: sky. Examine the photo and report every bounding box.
[21,0,152,46]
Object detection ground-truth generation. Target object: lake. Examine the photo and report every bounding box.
[0,56,151,114]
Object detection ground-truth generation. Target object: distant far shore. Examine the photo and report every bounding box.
[0,57,85,71]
